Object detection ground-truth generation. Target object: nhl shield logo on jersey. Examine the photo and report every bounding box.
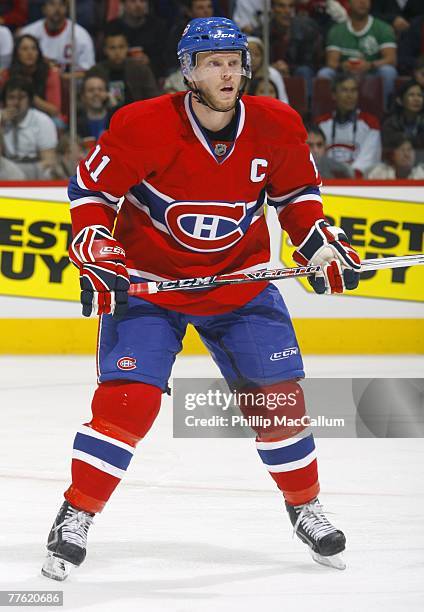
[165,201,247,252]
[214,143,227,156]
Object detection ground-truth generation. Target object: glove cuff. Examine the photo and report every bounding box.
[70,225,125,265]
[294,220,360,270]
[294,219,336,264]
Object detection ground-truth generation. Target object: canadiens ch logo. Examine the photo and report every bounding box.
[117,356,137,370]
[165,201,247,252]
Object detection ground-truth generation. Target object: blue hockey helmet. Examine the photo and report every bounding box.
[177,17,251,80]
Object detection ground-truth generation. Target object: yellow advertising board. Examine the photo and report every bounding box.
[0,196,79,300]
[2,192,423,303]
[281,194,424,302]
[0,189,423,354]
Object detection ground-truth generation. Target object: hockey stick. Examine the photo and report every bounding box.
[128,253,424,296]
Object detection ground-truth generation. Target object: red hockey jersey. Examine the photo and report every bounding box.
[69,92,324,315]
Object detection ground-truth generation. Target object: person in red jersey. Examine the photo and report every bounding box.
[41,17,361,582]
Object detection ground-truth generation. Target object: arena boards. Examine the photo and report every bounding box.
[0,182,423,354]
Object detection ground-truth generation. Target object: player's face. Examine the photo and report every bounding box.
[334,79,358,113]
[307,132,326,160]
[190,0,213,19]
[192,52,243,112]
[104,36,129,65]
[402,85,424,114]
[17,37,39,67]
[82,78,109,111]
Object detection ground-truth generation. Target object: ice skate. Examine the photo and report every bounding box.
[41,501,94,581]
[286,498,346,570]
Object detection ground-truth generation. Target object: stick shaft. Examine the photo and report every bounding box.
[128,254,424,296]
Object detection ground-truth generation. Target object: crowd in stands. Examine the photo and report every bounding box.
[0,0,423,181]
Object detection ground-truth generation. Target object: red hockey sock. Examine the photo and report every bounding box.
[238,380,320,506]
[65,381,162,513]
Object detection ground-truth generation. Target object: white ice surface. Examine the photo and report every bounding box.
[0,355,423,612]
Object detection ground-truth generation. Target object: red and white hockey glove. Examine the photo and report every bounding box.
[69,225,130,317]
[293,220,361,294]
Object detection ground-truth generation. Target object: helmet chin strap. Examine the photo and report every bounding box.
[185,77,247,113]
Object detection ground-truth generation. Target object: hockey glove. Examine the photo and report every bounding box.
[69,225,129,317]
[293,220,361,294]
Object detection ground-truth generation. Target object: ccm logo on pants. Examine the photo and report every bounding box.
[270,347,298,361]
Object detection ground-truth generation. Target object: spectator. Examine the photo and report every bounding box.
[20,0,95,74]
[368,134,424,179]
[166,0,214,72]
[306,123,354,177]
[105,0,168,79]
[318,0,397,108]
[0,77,58,179]
[28,1,99,36]
[51,132,84,179]
[87,30,158,111]
[232,0,263,33]
[371,0,423,36]
[248,76,279,98]
[0,130,25,179]
[382,79,424,161]
[247,36,288,103]
[77,75,113,149]
[234,0,349,33]
[398,16,424,75]
[297,0,350,31]
[0,23,13,69]
[255,0,322,98]
[1,35,62,122]
[0,0,28,30]
[316,73,381,176]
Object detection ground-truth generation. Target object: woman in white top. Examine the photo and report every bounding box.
[368,134,424,179]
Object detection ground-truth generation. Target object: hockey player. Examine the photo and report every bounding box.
[41,17,361,581]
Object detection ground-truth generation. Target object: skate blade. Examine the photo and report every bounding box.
[41,552,75,581]
[310,550,346,570]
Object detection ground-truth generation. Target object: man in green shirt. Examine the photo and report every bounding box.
[317,0,397,108]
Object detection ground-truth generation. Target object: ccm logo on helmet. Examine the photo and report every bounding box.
[117,357,137,370]
[165,201,247,252]
[213,32,236,38]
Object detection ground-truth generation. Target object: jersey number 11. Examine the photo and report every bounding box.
[85,145,111,182]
